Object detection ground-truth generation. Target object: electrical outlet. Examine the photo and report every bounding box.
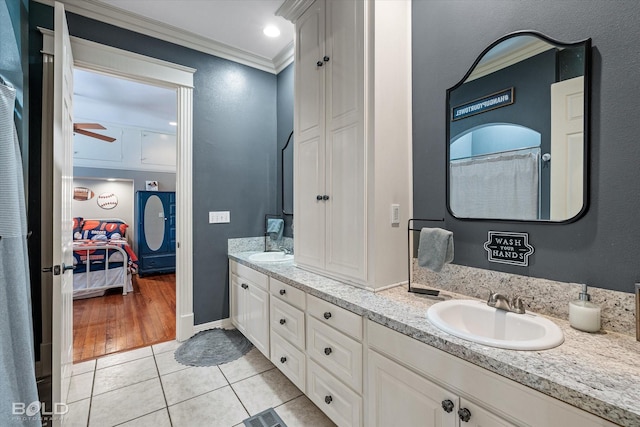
[209,211,230,224]
[391,204,400,225]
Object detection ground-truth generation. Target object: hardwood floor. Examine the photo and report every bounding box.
[73,273,176,362]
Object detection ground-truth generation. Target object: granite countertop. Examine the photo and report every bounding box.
[228,251,640,426]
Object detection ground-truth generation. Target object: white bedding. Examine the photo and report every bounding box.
[73,267,133,299]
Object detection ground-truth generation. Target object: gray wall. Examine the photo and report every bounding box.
[412,1,640,293]
[277,63,294,238]
[29,3,279,324]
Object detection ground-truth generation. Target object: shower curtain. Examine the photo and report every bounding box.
[0,80,41,426]
[450,150,540,220]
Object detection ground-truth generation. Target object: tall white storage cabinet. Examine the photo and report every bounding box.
[279,0,412,290]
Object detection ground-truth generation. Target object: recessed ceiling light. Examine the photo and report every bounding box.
[169,121,177,126]
[263,25,280,38]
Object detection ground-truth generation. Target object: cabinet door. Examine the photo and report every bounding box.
[246,284,270,357]
[294,0,326,271]
[230,273,246,334]
[323,0,366,281]
[368,350,456,427]
[458,399,517,427]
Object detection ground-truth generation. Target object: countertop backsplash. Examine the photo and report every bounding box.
[412,260,636,337]
[228,236,293,254]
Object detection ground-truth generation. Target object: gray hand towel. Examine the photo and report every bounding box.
[417,227,454,272]
[267,218,284,241]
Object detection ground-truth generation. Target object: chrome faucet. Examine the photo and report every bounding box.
[487,291,526,314]
[280,247,293,255]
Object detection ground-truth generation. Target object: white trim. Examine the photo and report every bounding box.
[35,0,293,74]
[193,318,234,334]
[273,41,295,74]
[40,28,196,343]
[467,38,552,82]
[276,0,317,23]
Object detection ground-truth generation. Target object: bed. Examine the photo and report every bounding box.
[72,217,138,299]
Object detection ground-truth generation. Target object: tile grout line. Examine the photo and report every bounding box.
[219,365,252,420]
[151,345,174,427]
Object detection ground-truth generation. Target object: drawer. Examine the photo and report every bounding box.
[307,315,362,393]
[270,331,305,392]
[270,278,306,310]
[307,359,362,427]
[270,297,305,350]
[230,260,268,290]
[307,294,362,341]
[140,253,175,270]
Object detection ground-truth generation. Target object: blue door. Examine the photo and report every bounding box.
[137,191,176,276]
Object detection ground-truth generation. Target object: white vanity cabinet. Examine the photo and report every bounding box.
[367,320,618,427]
[269,278,306,391]
[306,294,363,427]
[281,0,412,289]
[229,261,269,357]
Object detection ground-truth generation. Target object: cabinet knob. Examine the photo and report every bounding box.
[280,356,287,364]
[324,395,333,405]
[458,408,471,422]
[323,56,330,62]
[316,195,323,200]
[441,399,454,413]
[279,289,286,295]
[323,312,332,320]
[316,61,323,67]
[324,347,332,355]
[322,195,329,201]
[241,283,248,289]
[279,318,286,325]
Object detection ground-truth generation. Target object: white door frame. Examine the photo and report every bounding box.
[40,28,196,342]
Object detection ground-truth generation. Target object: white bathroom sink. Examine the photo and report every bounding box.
[427,299,564,350]
[248,252,294,263]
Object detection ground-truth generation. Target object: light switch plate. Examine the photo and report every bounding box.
[209,211,230,224]
[391,204,400,225]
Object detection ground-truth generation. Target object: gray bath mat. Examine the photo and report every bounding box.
[243,408,287,427]
[174,328,253,367]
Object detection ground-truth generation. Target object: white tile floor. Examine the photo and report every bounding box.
[64,341,336,427]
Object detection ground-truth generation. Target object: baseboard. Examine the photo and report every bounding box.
[177,312,194,342]
[193,318,233,333]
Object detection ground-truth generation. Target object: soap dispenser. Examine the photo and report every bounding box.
[569,284,601,332]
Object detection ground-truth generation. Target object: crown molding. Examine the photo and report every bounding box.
[34,0,294,74]
[467,39,552,82]
[273,41,294,73]
[276,0,316,22]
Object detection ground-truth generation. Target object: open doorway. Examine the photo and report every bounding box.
[70,69,177,362]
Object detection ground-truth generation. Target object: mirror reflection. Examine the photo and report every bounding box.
[447,32,590,222]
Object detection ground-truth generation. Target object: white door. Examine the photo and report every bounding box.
[368,350,456,427]
[51,1,74,416]
[294,0,326,270]
[246,284,269,357]
[550,76,584,221]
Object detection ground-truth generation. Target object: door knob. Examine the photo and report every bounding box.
[441,399,454,413]
[324,395,332,405]
[323,312,332,319]
[280,356,287,364]
[324,347,332,355]
[279,318,286,325]
[316,195,323,200]
[458,408,471,422]
[322,195,329,201]
[316,61,323,67]
[323,56,330,62]
[279,289,286,295]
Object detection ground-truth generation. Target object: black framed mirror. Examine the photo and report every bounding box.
[446,31,591,222]
[281,130,293,216]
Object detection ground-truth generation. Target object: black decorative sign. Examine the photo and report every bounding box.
[483,231,534,267]
[451,87,514,121]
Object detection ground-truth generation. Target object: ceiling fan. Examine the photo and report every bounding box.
[73,123,116,143]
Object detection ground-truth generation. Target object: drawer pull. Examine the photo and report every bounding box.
[324,395,333,405]
[279,318,286,325]
[241,283,248,289]
[323,312,332,320]
[441,399,454,413]
[324,347,332,356]
[458,408,471,422]
[279,289,286,295]
[280,356,287,364]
